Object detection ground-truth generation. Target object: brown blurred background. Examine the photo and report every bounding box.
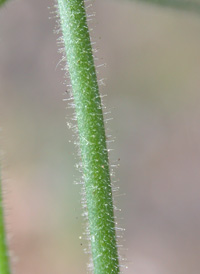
[1,0,200,273]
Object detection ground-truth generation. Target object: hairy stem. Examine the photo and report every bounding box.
[0,170,11,274]
[57,0,120,273]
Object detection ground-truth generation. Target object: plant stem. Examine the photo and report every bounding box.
[57,0,120,273]
[0,170,11,274]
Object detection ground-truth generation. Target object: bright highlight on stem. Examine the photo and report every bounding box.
[0,170,11,274]
[57,0,120,273]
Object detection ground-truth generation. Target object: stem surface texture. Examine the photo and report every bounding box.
[57,0,120,273]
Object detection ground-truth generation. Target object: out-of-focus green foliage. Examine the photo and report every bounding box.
[0,0,8,7]
[0,170,11,274]
[130,0,200,12]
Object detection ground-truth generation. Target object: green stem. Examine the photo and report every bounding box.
[57,1,120,273]
[0,170,11,274]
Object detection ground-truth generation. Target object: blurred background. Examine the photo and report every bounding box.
[1,0,200,273]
